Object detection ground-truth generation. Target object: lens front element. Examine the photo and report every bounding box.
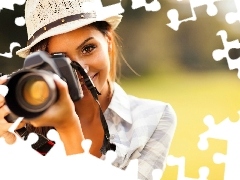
[23,78,50,106]
[16,71,57,114]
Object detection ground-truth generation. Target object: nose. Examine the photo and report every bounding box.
[73,59,89,73]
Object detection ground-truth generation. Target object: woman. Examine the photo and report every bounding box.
[0,0,177,179]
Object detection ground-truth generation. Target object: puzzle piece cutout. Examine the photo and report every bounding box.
[225,0,240,24]
[198,112,240,179]
[0,0,25,11]
[167,155,209,180]
[212,30,240,79]
[0,0,26,27]
[0,1,26,60]
[14,16,25,26]
[0,132,162,180]
[0,131,137,179]
[131,0,161,12]
[45,129,66,156]
[0,72,163,180]
[0,42,21,58]
[167,0,220,31]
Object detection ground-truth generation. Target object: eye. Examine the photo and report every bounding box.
[82,44,96,54]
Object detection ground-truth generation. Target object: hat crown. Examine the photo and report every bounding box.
[17,0,122,58]
[25,0,103,39]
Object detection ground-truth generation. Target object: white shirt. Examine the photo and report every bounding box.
[103,83,177,180]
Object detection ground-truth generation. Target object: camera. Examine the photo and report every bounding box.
[4,51,83,119]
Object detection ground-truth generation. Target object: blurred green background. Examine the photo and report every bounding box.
[1,0,240,179]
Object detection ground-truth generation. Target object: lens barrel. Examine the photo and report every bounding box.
[5,69,58,119]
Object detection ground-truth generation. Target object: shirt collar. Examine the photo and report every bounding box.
[107,82,133,124]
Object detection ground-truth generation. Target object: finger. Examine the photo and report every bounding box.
[0,119,12,136]
[2,131,16,144]
[0,75,7,84]
[53,74,70,100]
[0,95,5,107]
[0,105,10,118]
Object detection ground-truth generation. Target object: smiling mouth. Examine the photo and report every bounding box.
[90,73,98,81]
[79,72,98,84]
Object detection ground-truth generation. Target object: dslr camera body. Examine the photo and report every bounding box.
[5,51,83,119]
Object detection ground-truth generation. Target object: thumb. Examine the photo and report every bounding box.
[53,74,70,100]
[2,131,16,144]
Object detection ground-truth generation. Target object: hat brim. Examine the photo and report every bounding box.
[16,15,122,58]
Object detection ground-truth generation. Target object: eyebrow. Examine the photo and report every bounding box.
[76,37,94,51]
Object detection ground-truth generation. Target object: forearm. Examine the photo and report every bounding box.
[56,115,85,155]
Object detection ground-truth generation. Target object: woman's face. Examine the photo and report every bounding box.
[48,25,111,94]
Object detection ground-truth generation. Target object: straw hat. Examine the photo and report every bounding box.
[16,0,123,58]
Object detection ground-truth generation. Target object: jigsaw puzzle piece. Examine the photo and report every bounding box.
[0,42,21,58]
[102,144,139,179]
[124,159,139,179]
[167,155,209,180]
[213,152,225,164]
[45,129,66,156]
[15,16,25,26]
[131,0,161,11]
[198,113,239,146]
[0,130,41,159]
[199,112,240,179]
[225,0,240,24]
[81,138,92,153]
[152,169,163,180]
[212,30,240,78]
[167,0,220,31]
[104,150,117,164]
[198,115,216,150]
[213,150,240,180]
[0,0,26,11]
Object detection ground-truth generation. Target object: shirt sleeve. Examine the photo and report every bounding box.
[137,104,177,180]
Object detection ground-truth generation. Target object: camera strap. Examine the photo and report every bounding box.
[70,61,116,155]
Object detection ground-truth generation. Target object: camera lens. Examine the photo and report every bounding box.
[5,69,58,119]
[22,77,50,106]
[16,71,57,114]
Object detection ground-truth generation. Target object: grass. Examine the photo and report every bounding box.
[119,70,240,180]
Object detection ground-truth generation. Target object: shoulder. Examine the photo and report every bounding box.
[128,94,173,113]
[111,82,177,126]
[128,94,177,126]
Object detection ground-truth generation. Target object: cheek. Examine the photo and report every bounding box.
[91,47,111,91]
[94,46,111,73]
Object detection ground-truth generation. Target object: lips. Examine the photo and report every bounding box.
[89,73,98,81]
[79,72,98,89]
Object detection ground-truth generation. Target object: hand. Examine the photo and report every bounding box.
[26,74,81,130]
[25,74,84,155]
[0,76,25,144]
